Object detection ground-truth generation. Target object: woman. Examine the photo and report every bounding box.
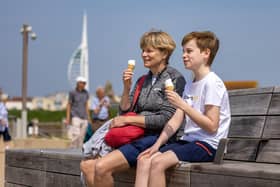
[80,30,186,187]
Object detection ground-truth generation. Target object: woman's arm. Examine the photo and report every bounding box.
[110,115,146,128]
[166,90,220,134]
[119,69,134,111]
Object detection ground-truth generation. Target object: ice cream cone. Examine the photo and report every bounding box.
[127,60,136,71]
[165,79,174,91]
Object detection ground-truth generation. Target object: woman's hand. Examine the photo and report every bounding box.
[137,143,161,159]
[165,90,186,109]
[122,69,134,90]
[110,116,127,128]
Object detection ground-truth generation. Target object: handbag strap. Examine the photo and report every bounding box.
[131,75,147,110]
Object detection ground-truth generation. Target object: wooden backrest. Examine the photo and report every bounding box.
[256,87,280,164]
[224,87,273,162]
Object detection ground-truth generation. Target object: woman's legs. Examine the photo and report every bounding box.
[80,159,97,187]
[80,149,130,187]
[135,152,161,187]
[148,151,179,187]
[94,149,130,187]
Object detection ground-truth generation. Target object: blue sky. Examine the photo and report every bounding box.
[1,0,280,97]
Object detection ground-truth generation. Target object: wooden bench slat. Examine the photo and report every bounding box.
[5,150,46,170]
[190,161,280,181]
[191,172,280,187]
[224,139,260,161]
[263,116,280,139]
[256,140,280,164]
[5,166,46,187]
[46,172,82,187]
[230,94,272,116]
[268,94,280,115]
[228,116,265,138]
[228,87,274,96]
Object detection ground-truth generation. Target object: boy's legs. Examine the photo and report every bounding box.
[149,151,179,187]
[135,152,161,187]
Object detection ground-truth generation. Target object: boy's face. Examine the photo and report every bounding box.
[182,39,209,70]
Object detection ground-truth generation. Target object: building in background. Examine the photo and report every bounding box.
[32,92,68,111]
[67,12,89,91]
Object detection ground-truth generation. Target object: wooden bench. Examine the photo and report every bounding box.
[5,87,280,187]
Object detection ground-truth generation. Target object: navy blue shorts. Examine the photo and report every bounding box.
[159,140,216,162]
[118,135,158,167]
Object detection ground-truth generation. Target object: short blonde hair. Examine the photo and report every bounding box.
[181,31,219,66]
[140,30,176,64]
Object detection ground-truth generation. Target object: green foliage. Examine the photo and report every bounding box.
[8,109,66,122]
[8,106,119,123]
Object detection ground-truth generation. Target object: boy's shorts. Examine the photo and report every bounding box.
[118,135,158,167]
[159,140,216,162]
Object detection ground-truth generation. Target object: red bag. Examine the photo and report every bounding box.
[104,75,146,148]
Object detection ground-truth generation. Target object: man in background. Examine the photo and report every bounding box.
[91,87,110,132]
[66,76,90,148]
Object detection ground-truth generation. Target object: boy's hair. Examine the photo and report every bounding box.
[140,30,176,64]
[181,31,219,66]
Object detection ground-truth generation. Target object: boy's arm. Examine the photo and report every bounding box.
[138,109,184,158]
[166,90,220,134]
[184,104,220,133]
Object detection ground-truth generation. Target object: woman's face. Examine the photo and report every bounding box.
[141,47,167,69]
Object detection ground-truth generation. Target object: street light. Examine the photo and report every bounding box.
[20,24,36,138]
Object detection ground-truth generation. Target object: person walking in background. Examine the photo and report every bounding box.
[66,76,90,148]
[0,94,12,149]
[91,87,111,132]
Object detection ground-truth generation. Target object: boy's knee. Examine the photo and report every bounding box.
[137,156,151,169]
[150,156,164,171]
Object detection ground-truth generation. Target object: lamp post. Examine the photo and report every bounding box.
[20,24,36,138]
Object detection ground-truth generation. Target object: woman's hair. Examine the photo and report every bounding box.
[140,30,176,64]
[181,31,219,66]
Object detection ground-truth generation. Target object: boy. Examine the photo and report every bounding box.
[135,31,231,187]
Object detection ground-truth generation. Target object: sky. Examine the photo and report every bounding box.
[0,0,280,97]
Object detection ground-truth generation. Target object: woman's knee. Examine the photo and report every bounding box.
[95,159,110,177]
[80,159,95,174]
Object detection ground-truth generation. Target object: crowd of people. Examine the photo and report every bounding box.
[63,30,232,187]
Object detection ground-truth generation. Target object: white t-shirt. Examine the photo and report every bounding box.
[181,72,231,149]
